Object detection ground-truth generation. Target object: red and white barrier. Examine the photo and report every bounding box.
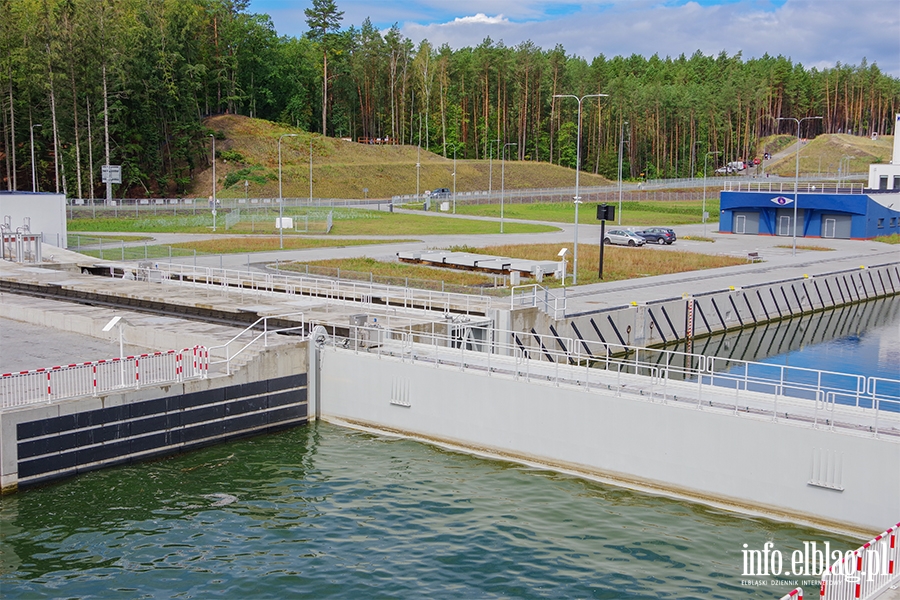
[820,522,900,600]
[780,587,803,600]
[0,346,208,409]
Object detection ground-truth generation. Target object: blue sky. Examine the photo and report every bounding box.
[248,0,900,76]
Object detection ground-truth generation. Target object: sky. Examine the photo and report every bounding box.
[248,0,900,76]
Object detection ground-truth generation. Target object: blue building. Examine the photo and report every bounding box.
[719,113,900,240]
[718,189,900,239]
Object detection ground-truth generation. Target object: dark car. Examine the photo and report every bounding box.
[431,187,451,199]
[635,227,676,245]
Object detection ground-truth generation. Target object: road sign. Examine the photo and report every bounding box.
[101,165,122,184]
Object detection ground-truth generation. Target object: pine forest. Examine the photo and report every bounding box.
[2,0,899,198]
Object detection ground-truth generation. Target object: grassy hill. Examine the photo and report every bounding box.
[760,133,894,177]
[198,115,612,200]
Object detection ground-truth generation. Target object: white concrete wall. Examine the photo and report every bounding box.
[0,193,67,248]
[318,348,900,535]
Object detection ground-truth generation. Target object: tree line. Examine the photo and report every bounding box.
[2,0,898,198]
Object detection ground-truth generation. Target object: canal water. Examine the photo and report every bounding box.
[2,298,896,598]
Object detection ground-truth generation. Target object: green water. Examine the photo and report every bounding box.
[0,423,857,598]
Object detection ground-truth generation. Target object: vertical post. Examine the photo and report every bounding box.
[618,120,626,225]
[501,142,517,234]
[278,133,298,250]
[599,219,606,279]
[452,148,457,214]
[209,134,217,232]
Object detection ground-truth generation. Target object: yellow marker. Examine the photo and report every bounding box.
[803,274,809,279]
[729,286,735,291]
[631,301,638,306]
[860,265,867,269]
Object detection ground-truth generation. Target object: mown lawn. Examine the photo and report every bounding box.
[67,208,558,236]
[451,199,721,226]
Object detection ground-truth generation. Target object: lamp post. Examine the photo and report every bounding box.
[488,138,500,197]
[209,134,217,232]
[416,145,421,199]
[278,133,298,249]
[838,154,855,188]
[452,148,457,214]
[689,140,700,182]
[618,120,628,224]
[309,138,313,205]
[778,115,822,256]
[500,142,517,234]
[30,123,42,192]
[554,93,608,285]
[702,151,721,237]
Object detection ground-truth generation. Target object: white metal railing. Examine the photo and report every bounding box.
[139,263,495,317]
[724,181,865,194]
[510,284,567,319]
[0,346,208,409]
[327,324,900,439]
[207,312,306,374]
[819,521,900,600]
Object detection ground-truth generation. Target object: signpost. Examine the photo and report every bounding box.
[101,165,121,206]
[596,203,616,279]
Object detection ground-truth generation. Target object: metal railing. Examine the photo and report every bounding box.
[779,588,803,600]
[140,263,496,317]
[0,346,208,410]
[819,521,900,599]
[511,284,567,318]
[207,312,307,375]
[327,324,900,439]
[724,181,866,194]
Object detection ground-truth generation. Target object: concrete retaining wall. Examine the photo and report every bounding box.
[316,347,900,535]
[537,263,899,353]
[0,344,309,492]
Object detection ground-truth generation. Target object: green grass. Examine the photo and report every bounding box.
[774,244,834,251]
[875,233,900,244]
[67,208,559,236]
[452,199,720,226]
[68,233,154,243]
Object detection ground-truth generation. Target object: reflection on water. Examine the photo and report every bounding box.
[0,423,859,599]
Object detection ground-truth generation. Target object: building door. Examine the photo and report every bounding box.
[823,218,836,238]
[735,215,746,234]
[778,215,792,236]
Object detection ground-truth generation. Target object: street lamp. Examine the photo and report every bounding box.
[554,93,608,285]
[702,151,721,237]
[778,115,823,256]
[278,133,298,249]
[416,145,421,199]
[488,138,500,197]
[838,155,855,188]
[617,120,628,224]
[30,123,42,192]
[500,142,517,233]
[209,134,217,232]
[452,148,457,214]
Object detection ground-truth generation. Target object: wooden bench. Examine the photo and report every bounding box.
[747,252,762,263]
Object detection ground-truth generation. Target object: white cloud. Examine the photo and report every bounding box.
[452,13,509,25]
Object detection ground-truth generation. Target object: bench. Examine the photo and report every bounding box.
[747,252,762,263]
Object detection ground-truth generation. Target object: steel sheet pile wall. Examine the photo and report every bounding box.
[546,264,899,352]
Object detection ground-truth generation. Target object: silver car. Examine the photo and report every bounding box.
[603,229,646,247]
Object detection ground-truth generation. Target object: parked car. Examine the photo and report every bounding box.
[637,227,676,244]
[603,229,646,247]
[634,229,670,245]
[431,187,451,199]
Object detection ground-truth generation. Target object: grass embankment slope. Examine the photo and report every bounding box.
[761,133,893,177]
[197,115,610,200]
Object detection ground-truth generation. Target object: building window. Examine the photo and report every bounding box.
[880,176,889,190]
[891,217,897,228]
[894,176,900,190]
[877,218,884,228]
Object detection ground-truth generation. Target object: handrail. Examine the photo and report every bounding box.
[317,322,900,438]
[0,346,208,409]
[206,312,306,375]
[143,264,495,317]
[510,283,567,318]
[819,521,900,599]
[779,587,803,600]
